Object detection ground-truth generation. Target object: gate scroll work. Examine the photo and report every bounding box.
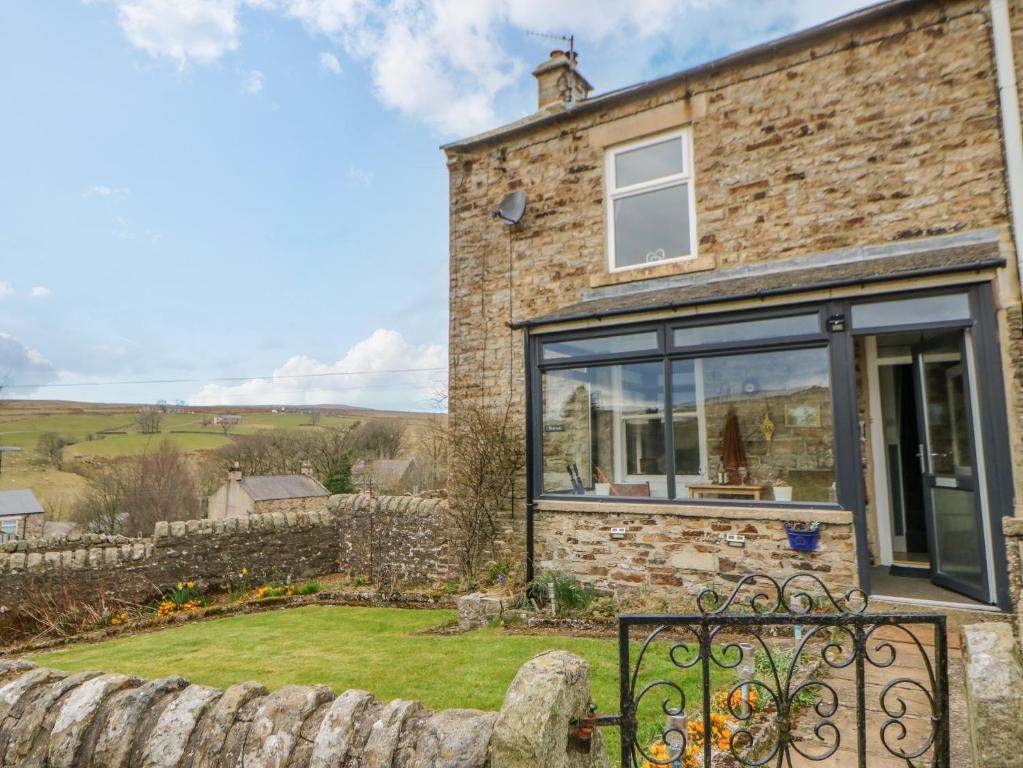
[578,573,950,768]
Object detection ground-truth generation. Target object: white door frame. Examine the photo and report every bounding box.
[865,336,895,567]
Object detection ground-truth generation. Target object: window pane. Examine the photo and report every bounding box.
[613,183,691,269]
[673,314,819,347]
[614,137,684,188]
[541,362,666,498]
[542,330,658,360]
[672,348,835,503]
[851,294,970,329]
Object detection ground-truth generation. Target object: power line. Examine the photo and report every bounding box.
[1,366,447,390]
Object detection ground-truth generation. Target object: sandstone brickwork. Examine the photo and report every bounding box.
[534,504,856,600]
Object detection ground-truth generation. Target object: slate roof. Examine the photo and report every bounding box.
[514,240,1004,329]
[442,0,924,152]
[352,459,416,487]
[0,489,44,517]
[239,475,330,501]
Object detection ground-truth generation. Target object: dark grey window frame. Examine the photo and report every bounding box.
[523,282,1014,610]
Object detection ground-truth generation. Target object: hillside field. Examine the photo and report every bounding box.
[0,400,441,517]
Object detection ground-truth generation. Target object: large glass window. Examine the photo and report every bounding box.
[673,348,834,503]
[606,130,695,271]
[541,362,666,498]
[536,315,837,504]
[850,293,970,329]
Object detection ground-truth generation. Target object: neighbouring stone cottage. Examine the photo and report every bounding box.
[206,463,330,520]
[444,0,1023,614]
[352,458,418,495]
[0,489,43,541]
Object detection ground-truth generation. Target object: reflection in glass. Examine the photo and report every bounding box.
[613,184,691,268]
[542,331,658,360]
[614,137,684,188]
[541,363,665,497]
[673,314,819,348]
[930,488,983,583]
[851,293,970,328]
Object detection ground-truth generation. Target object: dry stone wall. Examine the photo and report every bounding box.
[0,651,609,768]
[0,495,456,628]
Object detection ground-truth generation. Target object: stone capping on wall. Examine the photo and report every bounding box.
[0,651,609,768]
[534,499,853,525]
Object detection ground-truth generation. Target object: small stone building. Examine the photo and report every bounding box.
[0,489,44,541]
[207,464,330,520]
[352,458,418,495]
[443,0,1023,612]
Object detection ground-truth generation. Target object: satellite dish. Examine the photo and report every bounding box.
[493,190,527,225]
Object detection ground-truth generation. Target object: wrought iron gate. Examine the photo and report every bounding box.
[578,573,950,768]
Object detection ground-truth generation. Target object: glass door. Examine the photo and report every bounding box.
[913,332,989,602]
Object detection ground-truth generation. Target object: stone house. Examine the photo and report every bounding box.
[207,463,330,520]
[443,0,1023,612]
[0,489,44,541]
[352,458,419,495]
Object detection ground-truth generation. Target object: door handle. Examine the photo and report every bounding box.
[917,444,927,474]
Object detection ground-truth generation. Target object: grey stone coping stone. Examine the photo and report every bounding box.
[309,689,376,768]
[48,673,140,768]
[1,670,100,766]
[363,698,423,768]
[93,677,190,768]
[139,684,222,768]
[961,622,1023,768]
[240,683,335,768]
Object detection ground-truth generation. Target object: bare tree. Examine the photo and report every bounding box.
[308,409,322,426]
[413,417,448,490]
[72,440,198,535]
[445,403,525,579]
[354,419,407,459]
[36,432,72,469]
[135,407,163,435]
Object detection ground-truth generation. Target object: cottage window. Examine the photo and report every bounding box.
[535,310,838,505]
[606,129,696,272]
[0,519,17,537]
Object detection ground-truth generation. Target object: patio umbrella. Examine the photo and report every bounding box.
[722,406,747,482]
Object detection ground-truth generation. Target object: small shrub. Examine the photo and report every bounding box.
[297,582,323,595]
[352,576,371,588]
[528,570,597,615]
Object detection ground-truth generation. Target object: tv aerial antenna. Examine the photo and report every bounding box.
[527,30,579,105]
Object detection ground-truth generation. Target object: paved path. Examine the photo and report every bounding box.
[784,623,971,768]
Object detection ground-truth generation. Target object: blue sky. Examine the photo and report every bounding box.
[0,0,871,410]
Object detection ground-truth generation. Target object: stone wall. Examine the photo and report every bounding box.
[254,496,331,516]
[0,495,457,629]
[0,651,608,768]
[534,502,856,599]
[334,494,458,586]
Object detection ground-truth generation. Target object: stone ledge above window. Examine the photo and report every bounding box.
[534,498,853,526]
[587,95,708,149]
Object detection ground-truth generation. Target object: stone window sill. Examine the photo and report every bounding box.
[589,254,716,289]
[534,498,853,525]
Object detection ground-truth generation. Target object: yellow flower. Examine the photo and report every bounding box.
[187,581,195,589]
[241,567,248,575]
[177,581,183,589]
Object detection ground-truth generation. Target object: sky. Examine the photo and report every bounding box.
[0,0,873,411]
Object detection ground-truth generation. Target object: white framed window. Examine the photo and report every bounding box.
[605,128,697,272]
[0,519,17,538]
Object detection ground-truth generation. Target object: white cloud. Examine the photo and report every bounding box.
[0,333,56,393]
[0,282,13,299]
[30,286,53,298]
[116,0,241,67]
[319,50,342,74]
[347,165,372,186]
[188,329,446,409]
[244,69,264,93]
[97,0,877,134]
[83,184,129,199]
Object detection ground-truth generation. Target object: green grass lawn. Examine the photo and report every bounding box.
[31,606,729,760]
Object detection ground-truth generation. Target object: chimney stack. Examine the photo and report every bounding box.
[533,49,592,113]
[228,462,242,482]
[300,460,314,477]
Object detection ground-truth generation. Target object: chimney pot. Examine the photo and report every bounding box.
[228,462,242,481]
[300,460,314,477]
[532,50,592,113]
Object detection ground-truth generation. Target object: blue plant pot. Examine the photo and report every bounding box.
[784,525,820,552]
